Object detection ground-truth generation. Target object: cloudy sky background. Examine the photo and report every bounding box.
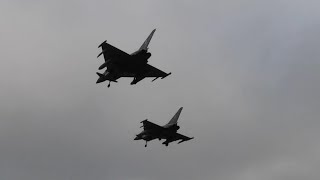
[1,0,320,180]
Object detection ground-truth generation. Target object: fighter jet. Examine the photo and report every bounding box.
[96,29,171,87]
[134,107,194,147]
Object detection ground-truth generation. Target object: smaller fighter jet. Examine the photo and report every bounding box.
[134,107,194,147]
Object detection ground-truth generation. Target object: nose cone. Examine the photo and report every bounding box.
[96,72,106,84]
[134,135,141,140]
[96,78,102,84]
[96,77,106,84]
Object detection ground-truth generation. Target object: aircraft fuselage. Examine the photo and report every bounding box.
[134,124,180,141]
[96,50,151,83]
[96,29,171,87]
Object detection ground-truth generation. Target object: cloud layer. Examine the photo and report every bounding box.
[1,0,320,180]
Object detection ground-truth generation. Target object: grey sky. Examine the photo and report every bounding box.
[1,0,320,180]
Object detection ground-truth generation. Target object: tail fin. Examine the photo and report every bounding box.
[138,29,156,51]
[166,107,183,126]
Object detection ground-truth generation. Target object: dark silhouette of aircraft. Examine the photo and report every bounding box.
[96,29,171,87]
[134,107,194,147]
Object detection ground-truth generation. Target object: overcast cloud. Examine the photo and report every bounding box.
[1,0,320,180]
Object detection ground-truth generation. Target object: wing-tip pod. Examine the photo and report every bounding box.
[98,40,107,48]
[161,72,171,79]
[178,137,194,144]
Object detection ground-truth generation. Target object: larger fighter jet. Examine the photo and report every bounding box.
[96,29,171,87]
[134,107,194,147]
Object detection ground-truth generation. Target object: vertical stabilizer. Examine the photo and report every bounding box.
[138,29,156,51]
[165,107,183,126]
